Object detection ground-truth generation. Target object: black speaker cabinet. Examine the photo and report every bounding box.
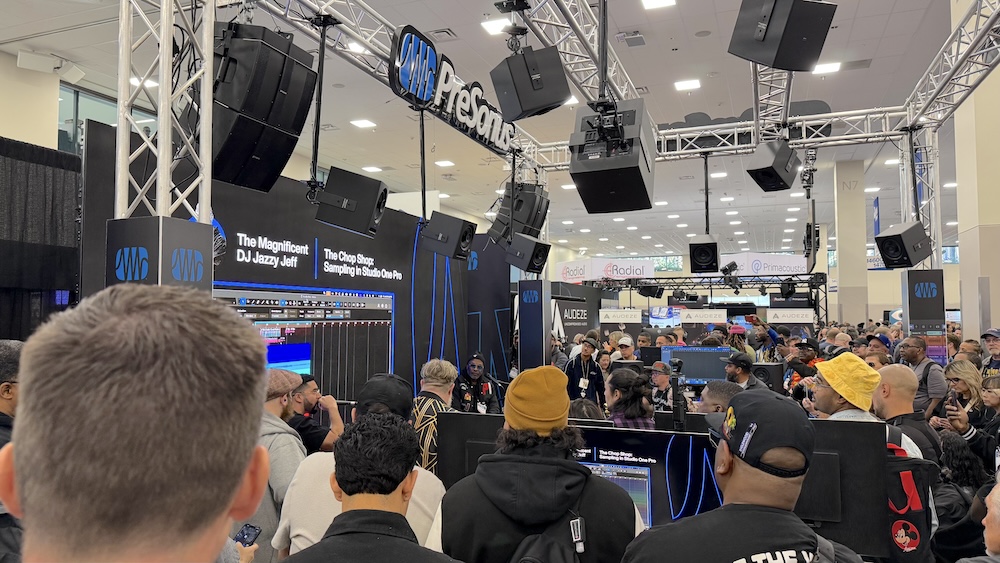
[746,139,800,192]
[752,363,784,391]
[487,183,550,242]
[568,97,655,213]
[875,222,932,269]
[689,235,720,274]
[490,46,571,122]
[728,0,837,72]
[314,167,388,238]
[638,285,664,299]
[506,233,550,274]
[420,212,476,260]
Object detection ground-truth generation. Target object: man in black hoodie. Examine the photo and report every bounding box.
[452,352,502,414]
[426,366,643,563]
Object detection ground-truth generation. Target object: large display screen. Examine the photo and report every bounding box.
[215,285,393,400]
[660,346,732,385]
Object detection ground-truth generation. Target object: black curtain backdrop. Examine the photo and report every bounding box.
[465,234,512,380]
[78,121,466,392]
[0,136,80,339]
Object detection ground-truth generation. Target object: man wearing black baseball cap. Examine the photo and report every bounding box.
[623,392,862,563]
[564,337,605,408]
[785,338,825,387]
[721,352,769,391]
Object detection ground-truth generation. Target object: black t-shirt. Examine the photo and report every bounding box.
[287,413,330,455]
[623,504,863,563]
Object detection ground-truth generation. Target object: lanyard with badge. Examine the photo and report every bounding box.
[578,358,594,398]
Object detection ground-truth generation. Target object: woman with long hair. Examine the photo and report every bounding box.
[946,375,1000,472]
[933,360,991,430]
[605,368,654,430]
[595,350,612,379]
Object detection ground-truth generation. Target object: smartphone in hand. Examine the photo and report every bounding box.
[233,524,262,547]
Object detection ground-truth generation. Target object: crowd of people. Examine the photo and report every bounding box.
[2,284,1000,563]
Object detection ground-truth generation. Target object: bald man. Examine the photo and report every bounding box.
[872,365,942,465]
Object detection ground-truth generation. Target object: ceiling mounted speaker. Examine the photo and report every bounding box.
[506,233,550,274]
[315,167,388,238]
[420,212,476,260]
[490,46,571,122]
[728,0,837,72]
[747,139,800,192]
[780,280,796,298]
[16,50,57,73]
[637,285,664,299]
[875,222,932,269]
[488,183,550,243]
[688,234,719,274]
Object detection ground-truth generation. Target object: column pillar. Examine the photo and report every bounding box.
[833,160,868,323]
[953,2,1000,337]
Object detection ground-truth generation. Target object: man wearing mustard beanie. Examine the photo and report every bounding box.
[425,366,644,563]
[811,353,925,459]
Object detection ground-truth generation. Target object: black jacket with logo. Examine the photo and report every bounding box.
[451,373,502,414]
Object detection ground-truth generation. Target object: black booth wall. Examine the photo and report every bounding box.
[465,234,512,379]
[79,121,466,394]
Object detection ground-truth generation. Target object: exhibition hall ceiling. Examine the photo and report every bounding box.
[0,0,960,257]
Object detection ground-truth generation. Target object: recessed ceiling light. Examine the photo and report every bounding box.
[350,119,376,128]
[677,223,688,228]
[564,95,579,105]
[885,159,900,166]
[674,79,701,91]
[642,0,676,8]
[361,166,382,173]
[627,226,638,231]
[616,245,625,249]
[864,187,881,193]
[944,182,958,188]
[781,246,791,250]
[784,229,795,233]
[726,211,738,216]
[562,220,574,225]
[720,196,735,202]
[595,253,605,256]
[730,221,742,225]
[782,238,792,242]
[686,233,697,238]
[641,235,652,240]
[812,62,841,74]
[710,172,728,179]
[129,77,158,87]
[738,240,748,244]
[435,160,455,167]
[734,231,745,235]
[666,250,675,254]
[599,237,609,241]
[654,201,668,206]
[667,214,680,219]
[496,189,506,194]
[741,247,750,251]
[946,221,959,226]
[828,236,836,240]
[579,247,588,251]
[438,193,450,199]
[579,228,591,233]
[787,207,800,212]
[561,184,576,190]
[557,239,568,243]
[654,244,664,248]
[827,244,832,249]
[790,192,806,198]
[484,211,497,217]
[866,243,875,247]
[630,252,639,256]
[613,217,625,222]
[785,218,797,222]
[481,18,509,35]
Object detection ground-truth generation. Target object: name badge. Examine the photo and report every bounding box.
[579,378,589,390]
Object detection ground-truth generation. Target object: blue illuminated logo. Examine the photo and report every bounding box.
[390,26,438,105]
[170,248,204,282]
[468,251,479,271]
[523,290,539,304]
[114,247,149,281]
[914,282,938,299]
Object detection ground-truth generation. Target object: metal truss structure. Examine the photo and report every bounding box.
[590,274,829,324]
[752,63,794,144]
[115,0,214,222]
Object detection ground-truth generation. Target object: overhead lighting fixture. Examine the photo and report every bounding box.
[726,211,738,216]
[562,220,574,225]
[665,250,675,254]
[866,243,875,247]
[784,228,795,233]
[686,233,697,238]
[438,193,450,199]
[557,239,569,243]
[790,192,806,198]
[946,221,959,226]
[435,160,455,167]
[561,184,576,190]
[347,41,371,54]
[350,119,377,128]
[579,228,591,233]
[361,166,382,173]
[864,187,881,193]
[595,253,605,256]
[740,247,750,252]
[785,218,797,222]
[613,217,625,222]
[710,172,728,179]
[654,201,668,206]
[885,159,900,166]
[484,211,497,217]
[812,62,841,74]
[616,245,625,249]
[627,226,638,231]
[481,18,510,35]
[564,95,579,105]
[667,214,680,219]
[720,196,735,202]
[944,182,958,188]
[641,235,652,240]
[642,0,676,8]
[129,77,158,87]
[730,221,742,225]
[782,238,792,242]
[737,240,748,244]
[674,79,701,91]
[598,237,609,241]
[734,231,745,235]
[677,223,688,228]
[630,252,639,256]
[579,247,588,251]
[654,244,664,248]
[787,207,800,212]
[496,189,506,194]
[781,246,791,250]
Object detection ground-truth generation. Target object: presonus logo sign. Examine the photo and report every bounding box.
[468,251,479,271]
[171,248,204,282]
[114,247,149,281]
[914,282,938,299]
[388,25,515,153]
[522,290,540,304]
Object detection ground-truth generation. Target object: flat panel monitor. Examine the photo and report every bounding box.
[653,411,710,434]
[660,346,732,385]
[436,411,722,528]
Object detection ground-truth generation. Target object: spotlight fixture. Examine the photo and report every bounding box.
[672,289,686,300]
[720,261,739,276]
[759,285,768,296]
[780,279,796,299]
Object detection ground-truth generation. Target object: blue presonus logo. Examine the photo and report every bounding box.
[171,248,204,282]
[390,26,438,105]
[114,247,149,281]
[914,282,938,299]
[523,290,539,304]
[468,251,479,271]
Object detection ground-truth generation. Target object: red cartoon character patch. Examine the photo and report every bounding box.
[891,520,920,552]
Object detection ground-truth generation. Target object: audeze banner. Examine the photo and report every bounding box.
[679,309,727,324]
[765,309,814,324]
[389,25,515,153]
[599,309,642,324]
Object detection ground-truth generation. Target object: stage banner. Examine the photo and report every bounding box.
[599,308,643,346]
[553,298,593,341]
[717,252,807,277]
[553,258,655,282]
